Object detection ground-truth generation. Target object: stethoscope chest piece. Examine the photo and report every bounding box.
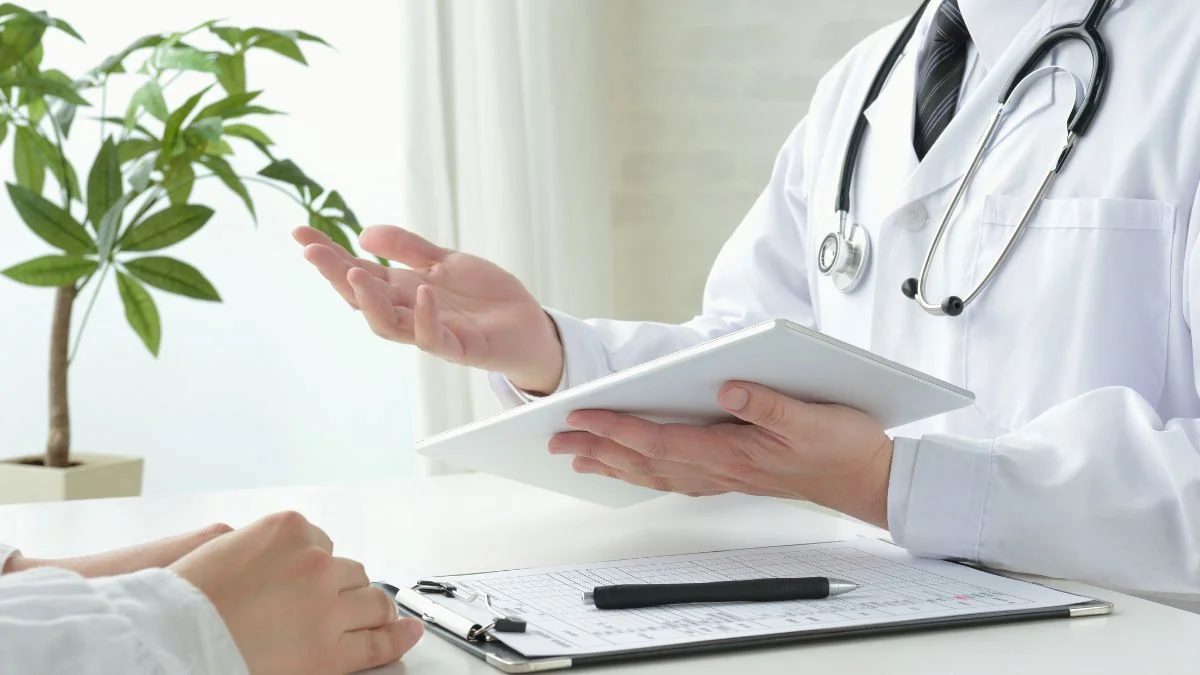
[817,217,871,293]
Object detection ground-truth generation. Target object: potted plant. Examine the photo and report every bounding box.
[0,6,365,503]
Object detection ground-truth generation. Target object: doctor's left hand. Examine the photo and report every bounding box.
[551,382,893,529]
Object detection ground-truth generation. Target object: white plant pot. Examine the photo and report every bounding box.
[0,453,144,504]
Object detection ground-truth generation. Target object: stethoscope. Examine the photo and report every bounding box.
[816,0,1114,316]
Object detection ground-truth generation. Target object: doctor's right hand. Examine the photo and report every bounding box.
[294,225,565,394]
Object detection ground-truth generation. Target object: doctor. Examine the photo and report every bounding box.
[297,0,1200,605]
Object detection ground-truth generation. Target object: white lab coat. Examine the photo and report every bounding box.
[0,545,247,673]
[491,0,1200,606]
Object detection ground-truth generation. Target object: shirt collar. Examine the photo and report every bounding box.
[936,0,1047,70]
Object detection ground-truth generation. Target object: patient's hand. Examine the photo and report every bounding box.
[2,523,231,576]
[172,510,422,675]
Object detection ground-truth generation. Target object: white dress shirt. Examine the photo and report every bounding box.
[0,544,248,674]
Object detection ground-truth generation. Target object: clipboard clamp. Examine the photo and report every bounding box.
[414,580,528,638]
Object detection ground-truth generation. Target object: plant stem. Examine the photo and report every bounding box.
[67,263,110,365]
[45,109,73,208]
[45,283,77,468]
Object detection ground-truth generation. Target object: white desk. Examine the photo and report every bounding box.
[0,474,1196,674]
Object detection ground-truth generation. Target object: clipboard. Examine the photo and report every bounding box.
[374,539,1113,673]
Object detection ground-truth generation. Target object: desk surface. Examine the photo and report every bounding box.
[0,474,1196,674]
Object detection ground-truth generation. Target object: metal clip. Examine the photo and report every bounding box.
[415,580,527,638]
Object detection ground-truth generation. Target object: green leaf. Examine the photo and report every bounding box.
[209,25,242,48]
[218,104,283,120]
[125,79,167,129]
[194,90,260,120]
[6,183,94,253]
[28,131,81,201]
[0,74,90,106]
[87,137,122,230]
[322,190,360,231]
[296,31,330,46]
[117,138,159,164]
[259,159,322,199]
[98,116,159,141]
[96,193,134,261]
[116,271,161,356]
[160,86,211,163]
[128,154,155,192]
[0,6,85,41]
[204,139,233,156]
[118,203,213,252]
[0,117,8,149]
[124,256,220,301]
[1,255,97,286]
[13,126,44,194]
[252,34,306,64]
[165,159,194,206]
[223,123,273,149]
[95,34,164,75]
[155,46,220,74]
[21,41,41,69]
[199,155,255,222]
[214,53,245,94]
[0,16,46,71]
[52,100,76,137]
[185,117,222,144]
[309,212,352,252]
[43,15,82,41]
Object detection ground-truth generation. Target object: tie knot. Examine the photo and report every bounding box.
[931,0,971,47]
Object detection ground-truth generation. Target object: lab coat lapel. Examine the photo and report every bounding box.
[861,38,921,191]
[902,1,1058,205]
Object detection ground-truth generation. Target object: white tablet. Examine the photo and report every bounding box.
[417,319,974,507]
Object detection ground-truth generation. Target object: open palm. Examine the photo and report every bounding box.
[294,225,564,392]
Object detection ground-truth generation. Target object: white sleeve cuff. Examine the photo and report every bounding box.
[488,307,612,406]
[888,434,996,562]
[92,568,249,675]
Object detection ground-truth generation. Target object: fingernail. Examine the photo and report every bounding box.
[566,417,589,432]
[400,618,424,639]
[720,386,748,411]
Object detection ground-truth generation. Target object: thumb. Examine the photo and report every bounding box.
[718,382,805,435]
[359,225,449,268]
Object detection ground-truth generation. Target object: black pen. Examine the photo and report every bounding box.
[582,577,859,610]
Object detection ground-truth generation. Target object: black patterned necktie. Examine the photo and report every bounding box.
[913,0,972,160]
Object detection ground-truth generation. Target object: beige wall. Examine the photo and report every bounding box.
[604,0,907,322]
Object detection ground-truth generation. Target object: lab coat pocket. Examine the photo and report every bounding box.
[965,195,1176,431]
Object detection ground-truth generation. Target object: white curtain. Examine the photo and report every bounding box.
[395,0,615,473]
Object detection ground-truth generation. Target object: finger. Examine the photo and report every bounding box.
[565,411,736,466]
[294,227,388,279]
[571,457,725,495]
[351,272,416,342]
[359,225,449,269]
[549,432,709,478]
[413,286,465,359]
[338,586,396,631]
[337,618,424,673]
[331,557,370,591]
[718,382,808,437]
[573,457,770,498]
[347,265,422,308]
[303,243,361,308]
[306,522,335,553]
